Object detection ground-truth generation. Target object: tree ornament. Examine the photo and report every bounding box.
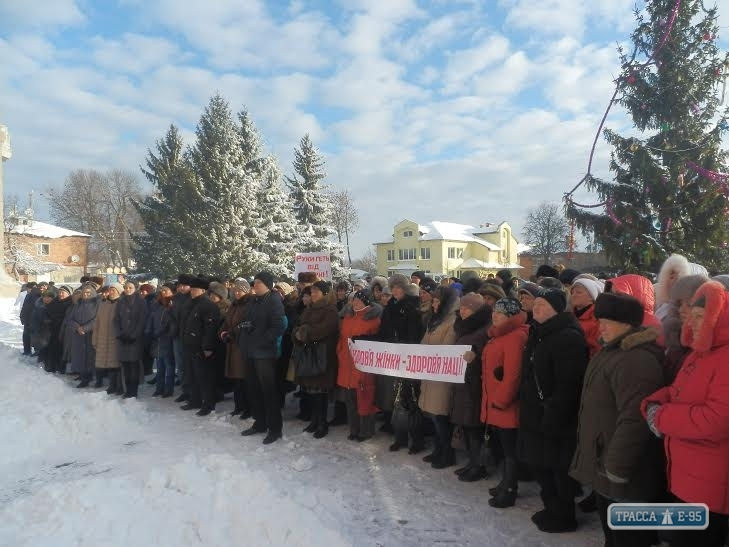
[703,32,714,41]
[677,172,684,187]
[630,143,639,152]
[719,120,729,131]
[652,218,662,231]
[627,74,637,85]
[660,122,671,132]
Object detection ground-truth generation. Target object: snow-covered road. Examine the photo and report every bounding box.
[0,299,602,546]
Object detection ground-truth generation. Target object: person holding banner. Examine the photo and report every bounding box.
[337,289,382,442]
[378,274,425,451]
[419,286,460,469]
[292,281,340,440]
[450,292,492,482]
[481,297,529,507]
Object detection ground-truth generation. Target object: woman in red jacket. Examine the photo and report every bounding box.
[642,280,729,547]
[570,277,604,359]
[336,290,382,442]
[481,297,529,508]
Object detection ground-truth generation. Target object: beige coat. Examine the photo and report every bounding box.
[418,313,457,416]
[92,298,120,369]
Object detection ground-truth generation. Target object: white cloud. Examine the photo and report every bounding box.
[442,34,511,94]
[0,0,85,28]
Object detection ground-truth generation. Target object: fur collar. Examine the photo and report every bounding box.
[604,327,657,351]
[341,302,383,320]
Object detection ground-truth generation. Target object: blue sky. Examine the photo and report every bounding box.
[2,0,729,259]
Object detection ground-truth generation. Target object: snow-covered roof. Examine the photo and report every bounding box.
[7,220,91,239]
[457,258,523,270]
[516,243,531,254]
[417,221,501,251]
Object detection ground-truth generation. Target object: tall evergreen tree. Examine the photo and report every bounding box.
[188,95,266,276]
[285,134,346,276]
[567,0,729,270]
[255,159,299,278]
[286,134,335,243]
[133,125,200,276]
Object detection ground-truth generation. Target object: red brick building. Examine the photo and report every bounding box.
[4,217,90,282]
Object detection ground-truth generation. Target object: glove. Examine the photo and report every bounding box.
[646,403,663,438]
[463,350,476,363]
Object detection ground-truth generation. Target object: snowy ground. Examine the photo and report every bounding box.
[0,299,602,547]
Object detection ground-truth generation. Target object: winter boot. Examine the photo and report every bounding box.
[106,370,118,395]
[577,491,597,513]
[459,465,487,482]
[488,458,518,507]
[431,447,455,469]
[93,369,104,388]
[327,400,348,427]
[312,395,329,438]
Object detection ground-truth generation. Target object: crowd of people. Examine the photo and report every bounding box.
[16,255,729,546]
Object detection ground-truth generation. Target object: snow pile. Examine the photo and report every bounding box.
[1,453,350,547]
[0,344,149,465]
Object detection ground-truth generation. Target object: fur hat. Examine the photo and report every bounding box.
[670,274,708,304]
[124,279,139,289]
[352,289,372,307]
[107,282,124,296]
[352,279,367,290]
[405,283,420,297]
[90,276,105,288]
[411,271,426,282]
[380,283,392,296]
[254,271,275,291]
[139,283,156,294]
[233,278,251,292]
[682,281,729,352]
[594,292,644,327]
[536,264,559,279]
[162,281,176,292]
[274,281,293,295]
[572,278,604,303]
[496,269,513,282]
[297,272,318,284]
[494,297,522,317]
[177,274,194,286]
[370,276,388,291]
[535,288,566,313]
[336,280,352,292]
[558,268,581,286]
[388,274,410,291]
[312,280,331,295]
[208,281,228,300]
[479,283,506,301]
[460,292,485,312]
[189,276,210,290]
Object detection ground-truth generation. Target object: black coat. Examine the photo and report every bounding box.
[237,291,285,360]
[375,295,424,411]
[20,288,41,325]
[182,295,221,355]
[450,306,491,428]
[114,293,148,362]
[517,312,589,470]
[170,292,192,339]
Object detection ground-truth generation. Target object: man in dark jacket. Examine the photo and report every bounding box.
[240,271,286,444]
[180,276,220,416]
[518,288,589,533]
[172,274,193,403]
[19,282,40,355]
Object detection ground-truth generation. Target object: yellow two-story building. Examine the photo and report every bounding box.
[374,219,522,279]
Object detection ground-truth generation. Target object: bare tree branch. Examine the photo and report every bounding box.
[523,202,570,265]
[330,189,359,264]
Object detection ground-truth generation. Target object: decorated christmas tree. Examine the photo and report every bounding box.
[566,0,729,271]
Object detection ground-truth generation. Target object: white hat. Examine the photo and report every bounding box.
[572,278,604,303]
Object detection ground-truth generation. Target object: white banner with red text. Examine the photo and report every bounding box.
[294,252,332,281]
[348,339,471,383]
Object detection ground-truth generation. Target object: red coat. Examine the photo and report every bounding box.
[576,304,601,358]
[642,282,729,515]
[481,312,529,428]
[336,304,382,416]
[609,274,664,346]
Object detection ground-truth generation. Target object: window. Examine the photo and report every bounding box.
[420,247,431,260]
[37,243,50,256]
[387,249,396,261]
[398,248,416,260]
[403,230,413,237]
[447,247,463,259]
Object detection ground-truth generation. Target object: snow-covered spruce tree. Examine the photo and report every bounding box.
[254,159,299,278]
[285,134,346,275]
[567,0,729,271]
[133,124,201,277]
[187,95,266,276]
